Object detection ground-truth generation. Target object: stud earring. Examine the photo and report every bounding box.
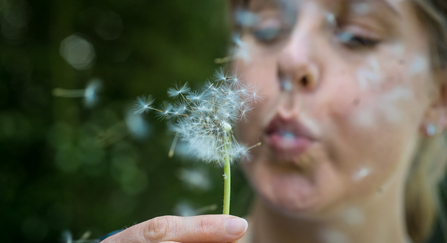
[426,124,438,136]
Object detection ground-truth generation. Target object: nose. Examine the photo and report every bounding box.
[275,20,321,119]
[277,28,320,92]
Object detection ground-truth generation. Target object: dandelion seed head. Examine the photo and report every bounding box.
[214,68,231,82]
[137,69,259,165]
[222,121,232,132]
[134,95,155,114]
[168,83,190,97]
[232,143,250,161]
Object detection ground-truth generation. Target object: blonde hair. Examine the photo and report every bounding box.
[405,1,447,242]
[228,0,447,242]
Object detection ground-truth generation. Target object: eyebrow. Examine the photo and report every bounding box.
[348,0,401,17]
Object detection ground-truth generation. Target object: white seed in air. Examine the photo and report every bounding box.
[391,44,405,56]
[341,207,364,226]
[409,56,428,75]
[351,2,370,15]
[351,108,375,128]
[353,167,371,181]
[320,229,350,243]
[326,13,336,28]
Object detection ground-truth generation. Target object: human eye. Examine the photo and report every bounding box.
[336,31,380,49]
[249,15,292,44]
[252,26,283,43]
[335,23,381,50]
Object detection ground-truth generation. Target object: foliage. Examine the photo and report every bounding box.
[0,0,254,242]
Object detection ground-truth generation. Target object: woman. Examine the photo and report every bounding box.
[102,0,447,242]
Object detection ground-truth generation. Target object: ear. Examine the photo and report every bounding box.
[422,79,447,136]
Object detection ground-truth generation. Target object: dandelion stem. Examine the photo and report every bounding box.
[223,134,231,215]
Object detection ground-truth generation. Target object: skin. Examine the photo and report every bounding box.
[234,0,447,242]
[102,0,447,242]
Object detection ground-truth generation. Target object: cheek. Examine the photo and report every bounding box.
[323,61,427,192]
[234,56,280,142]
[350,71,409,127]
[345,56,429,131]
[325,56,420,131]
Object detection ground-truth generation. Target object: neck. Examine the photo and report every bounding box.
[244,181,409,243]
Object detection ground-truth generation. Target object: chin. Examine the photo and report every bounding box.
[243,154,345,219]
[255,173,323,217]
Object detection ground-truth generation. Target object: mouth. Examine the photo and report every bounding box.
[264,115,316,161]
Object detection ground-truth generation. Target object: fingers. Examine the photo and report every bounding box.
[142,215,247,243]
[101,215,248,243]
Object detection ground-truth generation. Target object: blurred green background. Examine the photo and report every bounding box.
[0,0,255,242]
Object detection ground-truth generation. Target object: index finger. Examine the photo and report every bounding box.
[141,215,248,243]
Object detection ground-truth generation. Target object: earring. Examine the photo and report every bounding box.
[426,124,438,136]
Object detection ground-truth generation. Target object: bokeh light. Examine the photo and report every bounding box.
[60,34,96,70]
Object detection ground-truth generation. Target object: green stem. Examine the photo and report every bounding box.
[223,136,231,215]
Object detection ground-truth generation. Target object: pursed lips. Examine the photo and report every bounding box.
[264,115,315,161]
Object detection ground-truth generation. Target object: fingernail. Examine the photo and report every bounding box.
[225,218,248,235]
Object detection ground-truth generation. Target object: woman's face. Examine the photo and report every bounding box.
[235,0,436,217]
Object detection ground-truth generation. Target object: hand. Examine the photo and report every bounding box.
[101,215,248,243]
